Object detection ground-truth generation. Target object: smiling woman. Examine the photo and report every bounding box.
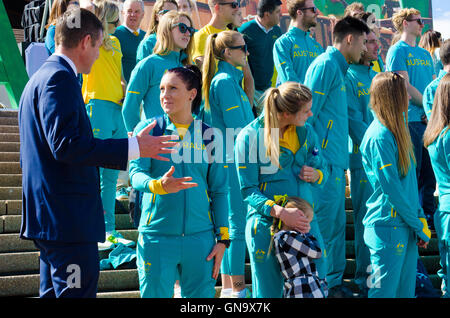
[122,10,194,134]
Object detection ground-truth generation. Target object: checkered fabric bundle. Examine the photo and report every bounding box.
[274,230,328,298]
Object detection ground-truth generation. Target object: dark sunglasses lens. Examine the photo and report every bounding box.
[231,2,239,8]
[179,24,188,33]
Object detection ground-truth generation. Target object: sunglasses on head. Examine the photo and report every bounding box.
[299,6,317,13]
[228,43,247,53]
[108,18,120,26]
[173,22,196,36]
[406,17,423,26]
[218,1,240,9]
[158,9,171,15]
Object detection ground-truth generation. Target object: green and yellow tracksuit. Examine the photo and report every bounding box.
[208,61,255,277]
[360,118,431,298]
[235,116,328,298]
[426,128,450,297]
[129,115,229,298]
[346,63,376,291]
[304,45,349,289]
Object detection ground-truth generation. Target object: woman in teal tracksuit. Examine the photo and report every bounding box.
[360,72,431,298]
[122,10,193,133]
[135,0,178,64]
[129,65,229,298]
[202,30,255,298]
[235,81,329,298]
[424,73,450,298]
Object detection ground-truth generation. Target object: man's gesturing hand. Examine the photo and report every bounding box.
[135,120,179,161]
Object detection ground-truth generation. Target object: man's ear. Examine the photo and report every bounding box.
[80,33,92,50]
[346,33,354,46]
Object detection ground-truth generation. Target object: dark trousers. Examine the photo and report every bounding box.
[408,121,437,217]
[34,239,99,298]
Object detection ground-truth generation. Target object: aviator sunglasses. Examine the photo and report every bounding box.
[173,22,196,36]
[406,17,424,26]
[227,43,247,54]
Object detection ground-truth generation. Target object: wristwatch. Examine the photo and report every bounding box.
[218,239,231,248]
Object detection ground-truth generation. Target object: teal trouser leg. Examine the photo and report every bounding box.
[245,216,283,298]
[221,164,247,276]
[350,168,372,290]
[221,238,246,276]
[364,226,418,298]
[434,209,450,297]
[253,89,266,116]
[137,231,217,298]
[310,218,327,281]
[86,99,127,233]
[313,166,346,288]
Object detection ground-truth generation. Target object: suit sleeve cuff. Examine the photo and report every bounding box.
[128,136,140,160]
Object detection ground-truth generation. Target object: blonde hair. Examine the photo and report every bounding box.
[370,72,416,177]
[268,196,314,255]
[423,74,450,148]
[344,2,365,17]
[286,0,306,19]
[93,0,119,51]
[391,7,421,32]
[263,82,312,168]
[47,0,76,26]
[202,30,243,111]
[153,11,193,64]
[419,30,442,56]
[146,0,178,36]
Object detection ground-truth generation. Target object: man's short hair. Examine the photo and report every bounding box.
[123,0,145,12]
[286,0,307,19]
[333,16,370,44]
[55,8,103,49]
[257,0,282,18]
[441,39,450,66]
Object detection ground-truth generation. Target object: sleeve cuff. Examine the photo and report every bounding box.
[148,179,168,195]
[128,136,140,160]
[316,169,324,184]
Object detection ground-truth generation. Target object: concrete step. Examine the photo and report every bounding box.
[0,233,37,253]
[0,174,22,187]
[0,125,19,133]
[0,200,22,216]
[0,110,19,118]
[0,162,21,174]
[0,134,20,143]
[0,213,136,234]
[0,153,20,162]
[0,142,20,152]
[0,187,22,200]
[0,117,18,126]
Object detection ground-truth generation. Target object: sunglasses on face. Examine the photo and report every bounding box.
[299,6,317,14]
[173,22,196,36]
[218,1,240,9]
[228,43,247,53]
[406,18,424,26]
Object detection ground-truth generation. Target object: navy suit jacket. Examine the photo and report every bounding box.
[19,55,129,243]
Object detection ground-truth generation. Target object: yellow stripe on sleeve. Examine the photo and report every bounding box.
[314,91,325,95]
[226,105,240,112]
[127,91,141,95]
[316,169,324,184]
[379,163,392,170]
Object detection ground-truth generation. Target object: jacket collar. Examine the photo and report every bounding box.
[326,46,349,75]
[217,60,243,84]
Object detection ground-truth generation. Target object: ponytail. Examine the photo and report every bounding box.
[262,82,312,168]
[202,33,219,112]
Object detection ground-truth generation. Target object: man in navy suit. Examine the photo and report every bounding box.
[18,8,178,298]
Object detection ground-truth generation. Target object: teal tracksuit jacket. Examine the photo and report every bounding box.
[208,61,255,276]
[235,116,329,297]
[273,26,324,85]
[423,70,447,120]
[122,51,184,133]
[426,128,450,297]
[345,63,376,290]
[129,115,230,297]
[360,118,431,298]
[304,45,349,289]
[136,33,157,64]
